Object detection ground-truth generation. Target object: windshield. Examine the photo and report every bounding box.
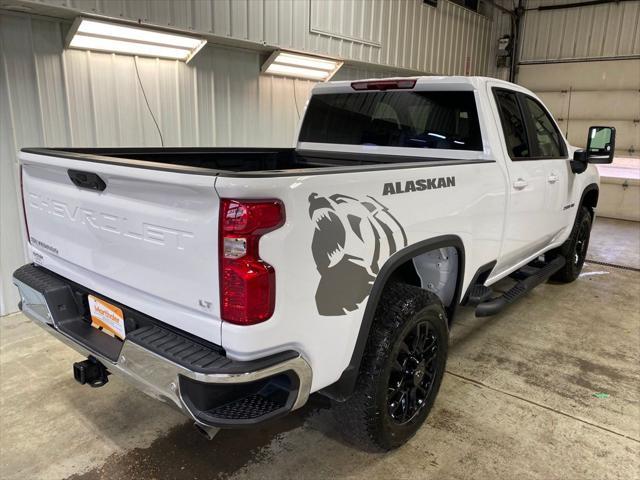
[299,90,482,151]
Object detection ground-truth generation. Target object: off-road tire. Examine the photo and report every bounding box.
[332,282,448,451]
[550,206,592,283]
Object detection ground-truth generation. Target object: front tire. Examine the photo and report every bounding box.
[551,206,592,283]
[332,283,448,451]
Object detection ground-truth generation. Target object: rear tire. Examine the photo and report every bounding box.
[551,206,592,283]
[332,283,448,451]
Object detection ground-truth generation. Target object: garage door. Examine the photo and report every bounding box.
[518,59,640,158]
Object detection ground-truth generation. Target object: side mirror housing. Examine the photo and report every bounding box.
[571,150,588,174]
[586,126,615,164]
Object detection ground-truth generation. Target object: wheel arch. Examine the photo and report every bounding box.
[580,183,599,219]
[320,235,466,401]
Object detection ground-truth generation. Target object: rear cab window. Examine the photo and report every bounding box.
[299,90,483,152]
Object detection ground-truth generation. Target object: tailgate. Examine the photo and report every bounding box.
[20,150,222,345]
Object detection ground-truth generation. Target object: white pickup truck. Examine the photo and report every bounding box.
[13,76,615,450]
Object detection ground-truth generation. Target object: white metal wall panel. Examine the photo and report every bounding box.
[485,0,512,80]
[520,0,640,62]
[0,34,27,316]
[519,60,640,156]
[518,58,640,91]
[20,0,496,75]
[538,90,640,121]
[0,12,399,314]
[310,0,382,46]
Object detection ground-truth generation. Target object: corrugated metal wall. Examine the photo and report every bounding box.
[22,0,495,75]
[0,12,401,314]
[485,0,513,80]
[520,0,640,62]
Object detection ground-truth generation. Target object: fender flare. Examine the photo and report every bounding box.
[567,183,599,229]
[321,235,466,401]
[578,183,599,213]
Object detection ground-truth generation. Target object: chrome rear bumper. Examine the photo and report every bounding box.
[13,265,312,428]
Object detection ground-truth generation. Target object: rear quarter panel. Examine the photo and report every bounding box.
[216,161,507,392]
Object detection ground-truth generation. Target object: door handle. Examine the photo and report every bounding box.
[548,173,559,184]
[68,169,106,191]
[513,178,528,190]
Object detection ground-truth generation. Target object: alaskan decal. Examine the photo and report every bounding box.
[309,193,407,316]
[383,176,456,196]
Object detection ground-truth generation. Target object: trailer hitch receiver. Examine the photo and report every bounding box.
[73,357,109,387]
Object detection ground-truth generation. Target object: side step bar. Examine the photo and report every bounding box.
[475,256,566,317]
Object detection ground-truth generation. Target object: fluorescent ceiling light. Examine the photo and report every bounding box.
[66,18,207,62]
[265,64,330,81]
[262,50,343,81]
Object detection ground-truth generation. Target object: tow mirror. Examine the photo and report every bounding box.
[586,126,615,164]
[571,125,616,173]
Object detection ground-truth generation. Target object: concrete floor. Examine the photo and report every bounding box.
[589,217,640,269]
[1,218,639,480]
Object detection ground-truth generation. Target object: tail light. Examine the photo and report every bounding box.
[219,199,284,325]
[20,166,31,244]
[351,79,416,91]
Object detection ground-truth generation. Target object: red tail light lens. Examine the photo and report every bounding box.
[351,79,417,91]
[219,199,284,325]
[20,166,31,244]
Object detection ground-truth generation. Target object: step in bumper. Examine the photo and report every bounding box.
[12,264,312,428]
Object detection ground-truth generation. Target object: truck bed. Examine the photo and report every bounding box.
[21,147,444,176]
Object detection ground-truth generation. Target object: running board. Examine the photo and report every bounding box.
[475,256,566,317]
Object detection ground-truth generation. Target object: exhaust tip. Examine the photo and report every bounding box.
[193,423,220,440]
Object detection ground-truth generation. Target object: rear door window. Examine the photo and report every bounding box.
[493,89,530,159]
[299,91,483,151]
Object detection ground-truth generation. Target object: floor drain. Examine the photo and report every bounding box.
[586,259,640,272]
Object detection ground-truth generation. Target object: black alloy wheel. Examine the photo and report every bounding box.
[573,219,590,268]
[331,282,448,451]
[387,321,439,424]
[551,206,592,283]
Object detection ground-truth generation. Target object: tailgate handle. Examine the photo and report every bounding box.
[68,170,106,192]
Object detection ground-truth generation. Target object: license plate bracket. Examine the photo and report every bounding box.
[88,295,126,341]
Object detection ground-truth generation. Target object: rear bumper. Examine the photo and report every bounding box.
[12,264,312,428]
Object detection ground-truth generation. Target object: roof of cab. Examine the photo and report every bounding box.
[312,75,519,94]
